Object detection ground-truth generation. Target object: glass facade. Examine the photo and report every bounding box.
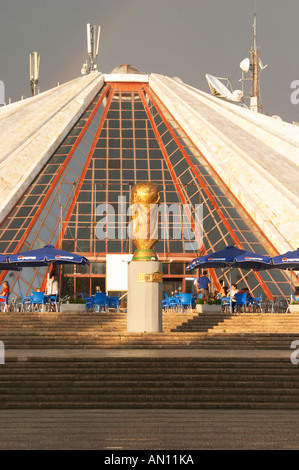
[0,79,290,299]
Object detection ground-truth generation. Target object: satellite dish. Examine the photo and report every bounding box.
[206,74,243,102]
[172,77,183,83]
[240,58,250,73]
[81,63,87,75]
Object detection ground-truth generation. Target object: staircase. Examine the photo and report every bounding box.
[0,309,298,410]
[1,353,297,410]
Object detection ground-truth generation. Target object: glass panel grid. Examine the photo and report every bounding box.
[144,87,290,298]
[0,82,291,299]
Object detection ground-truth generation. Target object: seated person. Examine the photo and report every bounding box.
[0,281,10,311]
[229,284,239,298]
[219,280,229,298]
[228,284,239,311]
[0,281,10,301]
[238,287,253,302]
[211,290,220,300]
[222,286,228,297]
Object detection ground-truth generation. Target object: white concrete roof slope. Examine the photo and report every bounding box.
[150,74,299,254]
[0,72,104,223]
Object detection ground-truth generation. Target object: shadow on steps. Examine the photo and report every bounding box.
[172,312,233,333]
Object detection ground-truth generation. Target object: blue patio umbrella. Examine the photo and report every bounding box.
[8,245,90,267]
[233,251,272,270]
[0,253,21,271]
[8,245,89,295]
[271,248,299,270]
[186,245,247,271]
[186,246,248,313]
[270,248,299,304]
[186,246,274,313]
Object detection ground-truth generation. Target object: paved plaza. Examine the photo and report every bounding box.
[0,409,299,450]
[0,347,299,450]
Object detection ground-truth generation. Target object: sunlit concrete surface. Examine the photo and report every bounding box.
[3,348,293,360]
[0,409,298,450]
[1,347,299,450]
[0,72,103,223]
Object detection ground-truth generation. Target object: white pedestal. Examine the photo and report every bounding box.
[127,260,162,332]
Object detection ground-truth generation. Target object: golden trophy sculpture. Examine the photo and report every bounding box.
[130,182,160,261]
[127,181,163,332]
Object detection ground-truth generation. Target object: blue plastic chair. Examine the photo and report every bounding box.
[169,296,180,311]
[31,291,45,311]
[162,294,171,310]
[234,293,247,312]
[162,297,168,309]
[108,295,120,312]
[191,295,198,308]
[94,292,108,312]
[162,294,169,308]
[179,293,193,310]
[0,292,10,312]
[46,294,58,312]
[249,294,262,312]
[163,293,180,311]
[20,292,32,312]
[81,293,94,311]
[292,294,299,303]
[218,294,230,312]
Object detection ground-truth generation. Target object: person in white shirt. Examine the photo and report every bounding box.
[46,272,59,296]
[228,283,239,312]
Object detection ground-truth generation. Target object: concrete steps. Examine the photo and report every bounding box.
[211,312,299,334]
[0,332,298,350]
[0,355,297,409]
[165,311,299,334]
[2,310,299,331]
[0,309,298,410]
[0,311,298,349]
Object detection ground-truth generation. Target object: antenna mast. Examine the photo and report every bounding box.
[29,52,40,96]
[250,13,262,112]
[81,24,101,75]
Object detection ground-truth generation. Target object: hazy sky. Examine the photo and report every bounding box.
[0,0,298,123]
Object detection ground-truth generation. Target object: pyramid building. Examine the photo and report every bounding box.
[0,65,298,300]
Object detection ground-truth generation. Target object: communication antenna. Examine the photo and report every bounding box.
[29,51,40,96]
[81,23,101,75]
[206,74,243,103]
[205,10,267,112]
[259,58,268,70]
[249,12,261,112]
[238,12,268,113]
[239,58,251,96]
